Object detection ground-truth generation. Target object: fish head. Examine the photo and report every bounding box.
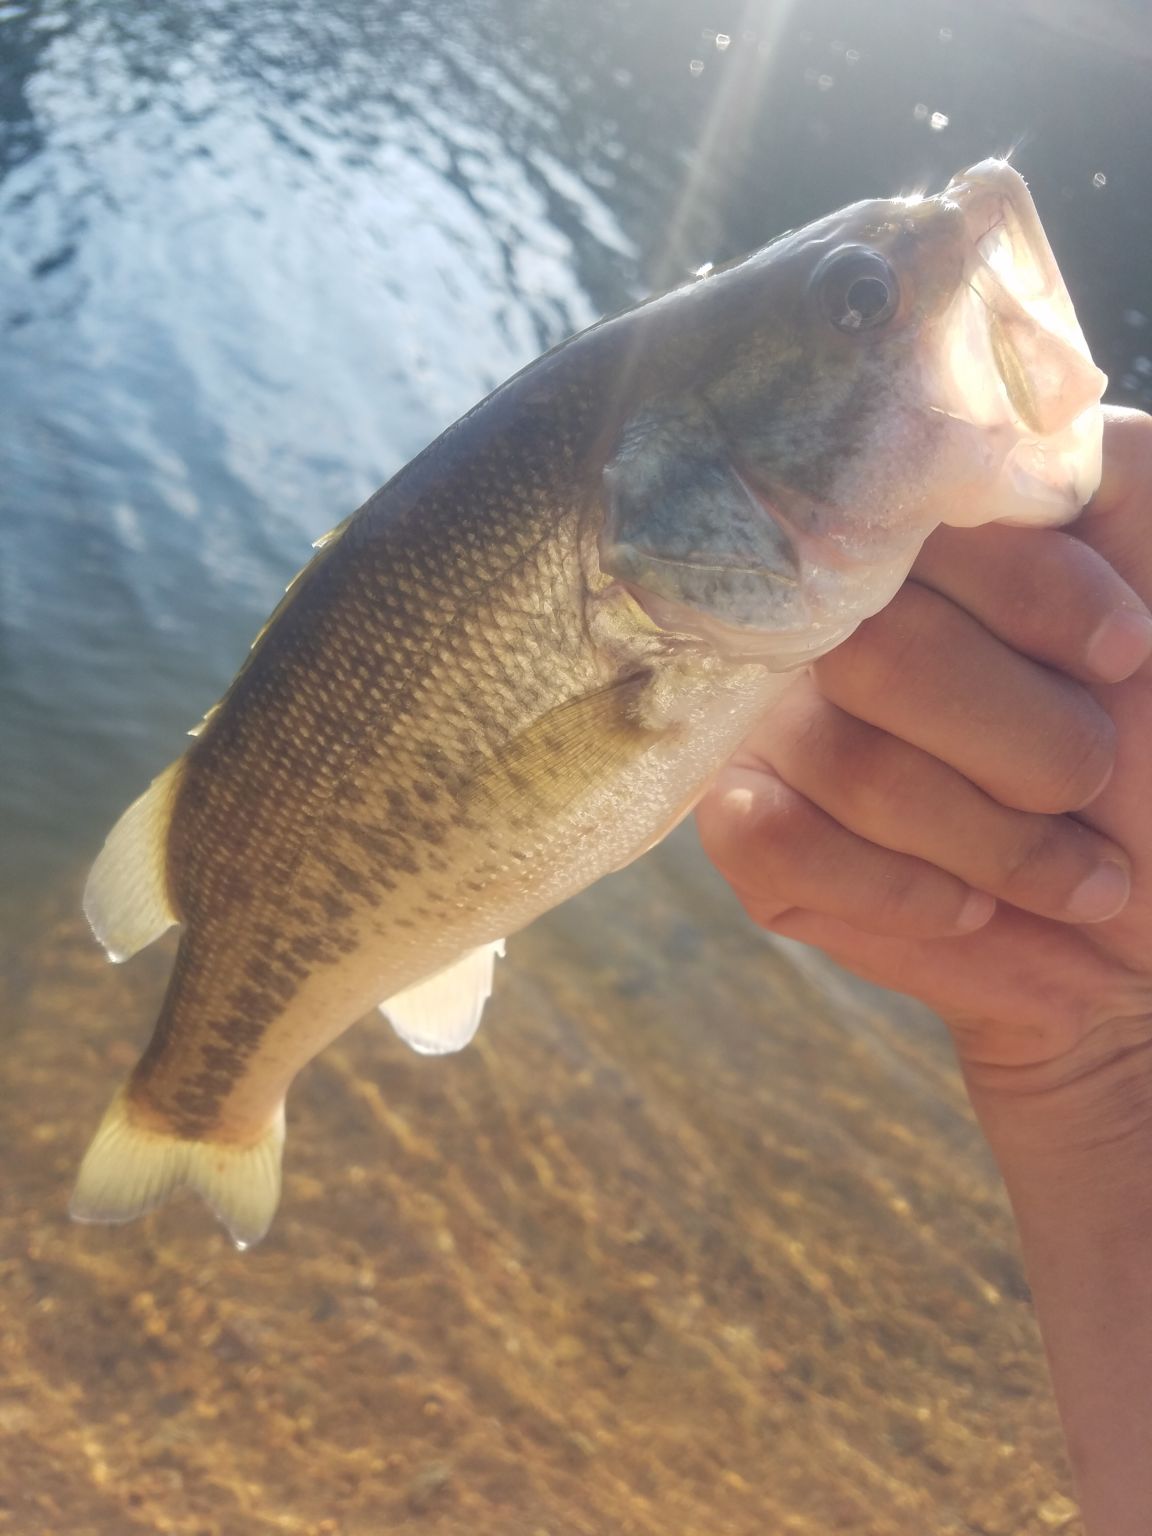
[599,159,1106,667]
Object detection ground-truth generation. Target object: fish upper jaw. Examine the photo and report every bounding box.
[595,160,1107,669]
[927,158,1106,524]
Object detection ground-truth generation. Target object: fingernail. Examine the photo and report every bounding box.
[1086,609,1152,682]
[1066,861,1131,922]
[957,890,996,932]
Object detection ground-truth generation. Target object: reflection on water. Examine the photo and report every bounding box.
[3,0,1151,895]
[2,0,1149,1527]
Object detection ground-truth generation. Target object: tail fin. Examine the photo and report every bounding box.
[70,1087,285,1249]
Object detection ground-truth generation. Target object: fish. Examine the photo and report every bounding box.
[70,160,1105,1247]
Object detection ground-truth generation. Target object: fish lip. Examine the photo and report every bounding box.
[928,158,1106,456]
[943,158,1070,340]
[945,159,1063,299]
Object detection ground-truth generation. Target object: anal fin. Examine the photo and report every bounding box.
[84,759,184,962]
[380,940,506,1055]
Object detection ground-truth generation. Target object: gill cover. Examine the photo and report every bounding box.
[601,405,799,631]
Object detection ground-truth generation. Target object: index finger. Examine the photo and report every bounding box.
[912,518,1152,686]
[1073,408,1152,601]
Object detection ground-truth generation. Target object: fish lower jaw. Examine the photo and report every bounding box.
[927,161,1106,520]
[617,582,872,670]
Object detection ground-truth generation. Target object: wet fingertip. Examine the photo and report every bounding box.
[1085,608,1152,682]
[956,889,996,933]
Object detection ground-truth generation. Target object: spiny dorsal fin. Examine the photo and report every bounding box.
[84,758,184,963]
[311,514,352,552]
[381,940,506,1055]
[70,1087,285,1250]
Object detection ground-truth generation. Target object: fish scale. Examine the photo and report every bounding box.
[70,161,1106,1245]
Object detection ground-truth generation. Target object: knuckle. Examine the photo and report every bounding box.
[990,817,1066,897]
[1112,407,1152,459]
[697,773,801,899]
[841,735,927,832]
[867,859,931,926]
[1011,533,1094,636]
[696,780,753,873]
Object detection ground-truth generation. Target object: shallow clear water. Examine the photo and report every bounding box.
[2,1,1151,1529]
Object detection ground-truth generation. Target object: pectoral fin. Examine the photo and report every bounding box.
[470,673,663,816]
[83,759,184,962]
[380,939,506,1055]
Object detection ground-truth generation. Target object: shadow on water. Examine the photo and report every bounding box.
[2,0,1150,1528]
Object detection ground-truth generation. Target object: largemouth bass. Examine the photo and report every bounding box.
[72,161,1105,1247]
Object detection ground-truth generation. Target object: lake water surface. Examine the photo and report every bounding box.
[3,1,1151,1530]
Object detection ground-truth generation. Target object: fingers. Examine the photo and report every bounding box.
[813,582,1117,814]
[765,906,1121,1058]
[913,522,1152,685]
[697,766,995,941]
[759,688,1131,925]
[1075,408,1152,601]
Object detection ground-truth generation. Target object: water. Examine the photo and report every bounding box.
[3,0,1151,1529]
[3,0,1152,899]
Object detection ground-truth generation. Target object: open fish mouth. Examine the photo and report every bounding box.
[932,158,1106,519]
[599,157,1107,667]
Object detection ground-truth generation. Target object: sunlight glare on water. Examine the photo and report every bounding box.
[1,0,1150,902]
[2,0,1151,901]
[3,2,1152,1532]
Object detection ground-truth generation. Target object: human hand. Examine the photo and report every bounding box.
[697,408,1152,1535]
[697,409,1152,1073]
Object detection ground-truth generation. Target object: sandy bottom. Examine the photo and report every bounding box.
[0,833,1077,1535]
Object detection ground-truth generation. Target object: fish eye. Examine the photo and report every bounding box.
[816,247,899,333]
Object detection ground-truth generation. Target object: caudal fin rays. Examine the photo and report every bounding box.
[70,1087,286,1250]
[84,759,184,963]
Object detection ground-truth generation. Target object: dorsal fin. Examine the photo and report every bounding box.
[84,759,183,963]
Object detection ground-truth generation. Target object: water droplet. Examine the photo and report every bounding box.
[701,27,716,41]
[845,48,861,64]
[1092,171,1107,188]
[1124,309,1147,328]
[1134,355,1152,376]
[939,26,953,42]
[689,57,705,76]
[715,32,731,51]
[913,102,929,121]
[694,262,715,279]
[929,111,950,131]
[612,67,632,87]
[829,38,846,54]
[817,72,834,91]
[1121,373,1140,392]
